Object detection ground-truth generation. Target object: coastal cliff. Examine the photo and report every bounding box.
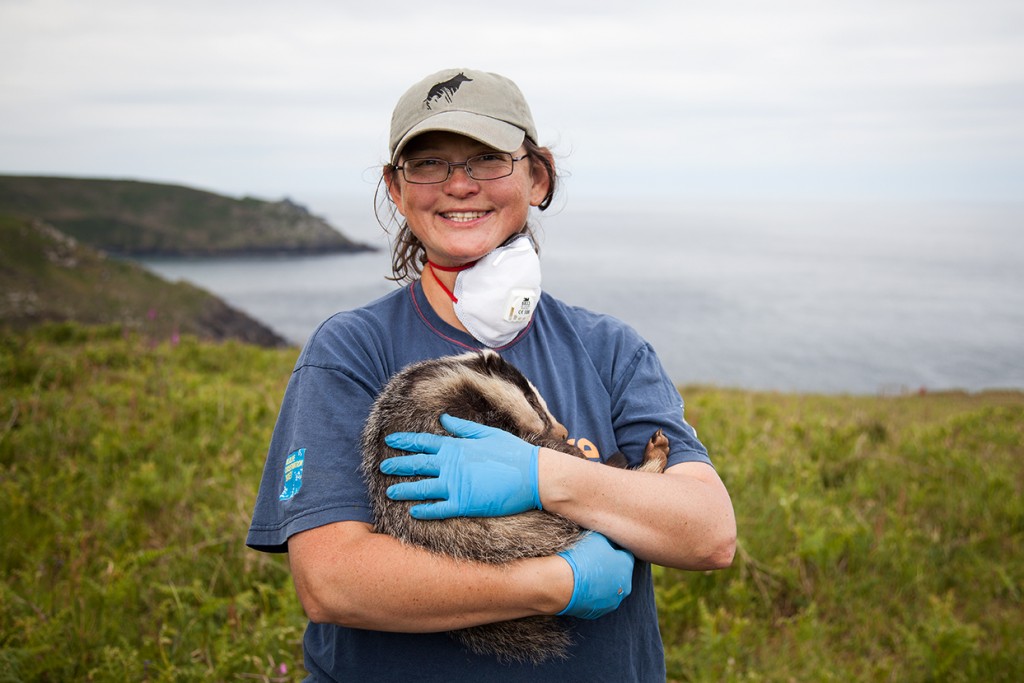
[0,213,287,347]
[0,175,375,257]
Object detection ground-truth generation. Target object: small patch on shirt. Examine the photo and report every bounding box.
[567,437,601,462]
[279,448,306,501]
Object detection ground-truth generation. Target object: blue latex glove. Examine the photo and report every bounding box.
[381,414,542,520]
[556,531,635,619]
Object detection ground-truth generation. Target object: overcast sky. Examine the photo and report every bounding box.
[2,0,1023,214]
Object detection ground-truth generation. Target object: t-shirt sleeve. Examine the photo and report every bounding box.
[246,340,381,553]
[609,342,712,470]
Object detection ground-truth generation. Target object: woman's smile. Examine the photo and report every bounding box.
[440,210,490,223]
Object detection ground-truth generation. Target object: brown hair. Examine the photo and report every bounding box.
[375,137,558,283]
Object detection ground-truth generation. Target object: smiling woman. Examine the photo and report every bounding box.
[246,67,735,682]
[378,69,558,285]
[384,131,549,274]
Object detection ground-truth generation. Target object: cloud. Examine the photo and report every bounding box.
[1,0,1022,203]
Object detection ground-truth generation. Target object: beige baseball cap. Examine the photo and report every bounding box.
[389,68,538,164]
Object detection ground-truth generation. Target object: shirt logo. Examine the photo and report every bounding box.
[567,437,601,462]
[279,448,305,501]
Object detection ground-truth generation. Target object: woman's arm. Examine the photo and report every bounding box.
[538,453,736,570]
[288,519,636,631]
[384,415,736,572]
[287,520,573,632]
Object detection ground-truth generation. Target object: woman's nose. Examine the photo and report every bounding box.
[443,164,479,194]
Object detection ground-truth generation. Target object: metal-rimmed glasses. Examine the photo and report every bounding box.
[394,152,528,184]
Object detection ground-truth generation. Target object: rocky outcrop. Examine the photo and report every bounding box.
[0,175,376,257]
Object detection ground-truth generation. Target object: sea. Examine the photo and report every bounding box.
[139,201,1024,395]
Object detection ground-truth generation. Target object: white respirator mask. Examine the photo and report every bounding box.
[428,234,542,348]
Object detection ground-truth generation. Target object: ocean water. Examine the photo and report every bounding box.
[140,201,1024,394]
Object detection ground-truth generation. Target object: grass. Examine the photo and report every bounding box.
[1,324,1021,681]
[0,324,303,681]
[659,387,1024,681]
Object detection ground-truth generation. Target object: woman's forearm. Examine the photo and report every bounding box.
[538,451,736,570]
[287,520,573,632]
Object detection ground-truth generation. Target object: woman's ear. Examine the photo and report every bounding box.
[384,165,405,214]
[528,148,554,207]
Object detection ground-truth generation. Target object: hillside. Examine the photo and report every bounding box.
[0,213,287,346]
[0,175,374,256]
[1,328,1021,680]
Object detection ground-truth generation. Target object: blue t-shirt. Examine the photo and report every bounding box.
[247,281,711,682]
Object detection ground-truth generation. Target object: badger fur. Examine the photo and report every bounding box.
[360,350,669,664]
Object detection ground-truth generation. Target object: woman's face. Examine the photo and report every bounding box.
[387,132,551,268]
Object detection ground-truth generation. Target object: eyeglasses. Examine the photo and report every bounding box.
[394,152,528,184]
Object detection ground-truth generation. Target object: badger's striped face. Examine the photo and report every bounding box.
[406,350,567,442]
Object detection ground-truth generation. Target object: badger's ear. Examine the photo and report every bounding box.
[604,452,629,469]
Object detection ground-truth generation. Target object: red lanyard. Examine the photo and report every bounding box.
[426,260,476,303]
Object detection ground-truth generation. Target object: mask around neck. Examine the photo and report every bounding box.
[446,234,542,348]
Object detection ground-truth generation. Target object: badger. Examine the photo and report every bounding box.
[360,350,669,664]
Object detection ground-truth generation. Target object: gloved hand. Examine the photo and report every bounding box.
[556,531,635,619]
[381,414,541,520]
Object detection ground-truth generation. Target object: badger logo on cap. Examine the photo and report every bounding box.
[423,73,472,110]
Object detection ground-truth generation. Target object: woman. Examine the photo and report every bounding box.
[247,67,736,682]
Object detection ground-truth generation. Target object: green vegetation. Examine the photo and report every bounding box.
[0,213,285,347]
[1,325,302,681]
[659,387,1024,681]
[1,325,1021,681]
[0,175,373,256]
